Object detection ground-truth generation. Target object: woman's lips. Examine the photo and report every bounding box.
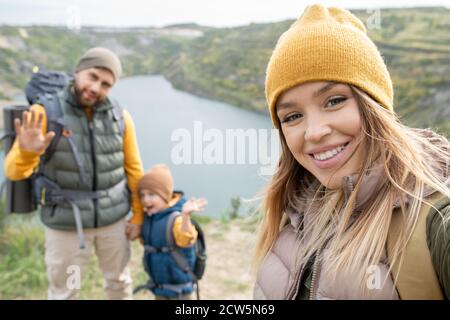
[309,141,350,169]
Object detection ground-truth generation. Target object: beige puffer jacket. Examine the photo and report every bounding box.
[253,129,450,300]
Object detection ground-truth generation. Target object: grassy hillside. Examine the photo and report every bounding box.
[0,7,449,135]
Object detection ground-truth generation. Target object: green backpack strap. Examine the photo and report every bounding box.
[387,191,448,300]
[426,195,450,299]
[37,93,88,186]
[110,98,125,136]
[38,93,64,164]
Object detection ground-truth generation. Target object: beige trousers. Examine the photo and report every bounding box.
[44,217,132,300]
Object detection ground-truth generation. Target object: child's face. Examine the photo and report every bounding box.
[276,81,366,189]
[140,189,169,215]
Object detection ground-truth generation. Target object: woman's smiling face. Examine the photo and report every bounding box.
[276,81,367,189]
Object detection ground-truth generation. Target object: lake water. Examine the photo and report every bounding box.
[2,75,276,217]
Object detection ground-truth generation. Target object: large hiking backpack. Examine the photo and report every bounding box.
[1,67,125,245]
[134,211,207,299]
[1,68,70,214]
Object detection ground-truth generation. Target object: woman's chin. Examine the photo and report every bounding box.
[317,173,344,190]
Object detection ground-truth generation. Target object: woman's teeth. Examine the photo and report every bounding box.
[312,143,347,161]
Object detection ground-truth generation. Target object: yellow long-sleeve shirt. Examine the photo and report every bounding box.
[164,193,198,247]
[4,103,145,225]
[172,215,198,247]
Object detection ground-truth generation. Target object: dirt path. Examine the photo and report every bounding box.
[200,219,257,299]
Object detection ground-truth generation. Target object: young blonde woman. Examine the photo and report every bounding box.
[253,4,450,300]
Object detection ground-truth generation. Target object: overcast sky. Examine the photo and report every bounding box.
[0,0,449,28]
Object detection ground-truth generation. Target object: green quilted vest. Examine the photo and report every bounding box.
[40,86,130,230]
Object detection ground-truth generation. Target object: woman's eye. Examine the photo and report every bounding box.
[326,96,347,108]
[281,113,303,123]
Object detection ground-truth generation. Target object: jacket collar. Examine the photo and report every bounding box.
[63,82,113,116]
[287,162,386,230]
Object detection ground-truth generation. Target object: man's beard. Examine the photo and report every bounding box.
[73,82,103,107]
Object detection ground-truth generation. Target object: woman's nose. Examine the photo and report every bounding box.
[304,116,332,142]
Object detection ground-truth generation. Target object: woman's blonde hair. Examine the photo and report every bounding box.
[254,84,450,294]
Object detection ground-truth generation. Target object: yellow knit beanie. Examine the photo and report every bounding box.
[265,4,394,127]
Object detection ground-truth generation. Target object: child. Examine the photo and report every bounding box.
[253,4,450,299]
[138,164,207,300]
